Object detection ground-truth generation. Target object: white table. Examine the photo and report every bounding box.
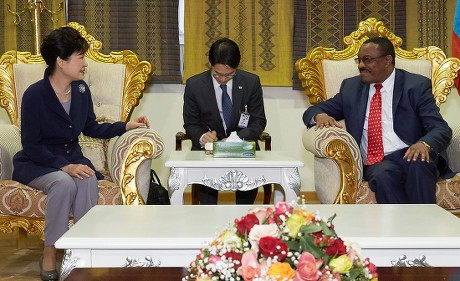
[55,204,460,280]
[165,150,304,204]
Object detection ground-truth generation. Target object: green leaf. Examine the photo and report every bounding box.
[299,235,325,259]
[284,240,300,251]
[320,220,336,237]
[299,223,322,234]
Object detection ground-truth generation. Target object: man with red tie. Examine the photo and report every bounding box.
[302,37,452,203]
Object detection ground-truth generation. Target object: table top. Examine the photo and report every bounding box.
[165,150,304,168]
[55,204,460,250]
[63,267,460,281]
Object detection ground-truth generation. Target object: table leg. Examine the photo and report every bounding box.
[278,168,301,203]
[59,249,90,281]
[168,167,187,205]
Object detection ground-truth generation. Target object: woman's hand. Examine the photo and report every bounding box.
[61,164,95,179]
[126,115,150,131]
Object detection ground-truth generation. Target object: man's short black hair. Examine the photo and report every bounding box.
[363,37,396,64]
[208,38,241,68]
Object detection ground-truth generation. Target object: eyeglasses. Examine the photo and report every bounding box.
[354,54,387,65]
[212,71,237,79]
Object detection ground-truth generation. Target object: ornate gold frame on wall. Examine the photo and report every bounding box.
[295,18,460,205]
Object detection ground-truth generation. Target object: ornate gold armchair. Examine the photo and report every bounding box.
[296,18,460,214]
[0,22,165,247]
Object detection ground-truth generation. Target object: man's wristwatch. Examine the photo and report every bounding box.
[419,141,431,150]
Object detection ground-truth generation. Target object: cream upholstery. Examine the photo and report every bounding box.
[296,18,460,215]
[0,22,165,247]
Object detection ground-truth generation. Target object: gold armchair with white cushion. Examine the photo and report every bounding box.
[296,18,460,215]
[0,22,165,247]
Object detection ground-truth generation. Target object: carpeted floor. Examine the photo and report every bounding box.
[0,231,63,281]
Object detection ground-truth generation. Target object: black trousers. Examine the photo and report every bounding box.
[197,184,258,205]
[363,148,438,204]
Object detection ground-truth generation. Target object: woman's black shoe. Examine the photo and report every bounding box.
[39,256,59,281]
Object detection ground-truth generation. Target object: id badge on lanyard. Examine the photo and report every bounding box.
[238,105,250,128]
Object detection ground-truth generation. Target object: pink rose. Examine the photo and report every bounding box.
[208,255,221,264]
[248,223,281,250]
[293,252,323,281]
[274,202,292,223]
[365,258,378,278]
[249,207,274,224]
[318,270,341,281]
[274,202,292,215]
[237,250,261,281]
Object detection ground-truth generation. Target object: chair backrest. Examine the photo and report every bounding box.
[0,21,152,127]
[0,22,153,176]
[295,18,460,107]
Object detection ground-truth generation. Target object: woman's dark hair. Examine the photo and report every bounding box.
[208,38,241,68]
[40,26,89,73]
[364,36,396,64]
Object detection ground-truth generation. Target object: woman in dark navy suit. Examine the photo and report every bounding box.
[12,27,150,281]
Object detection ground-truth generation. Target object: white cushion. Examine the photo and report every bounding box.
[83,59,126,121]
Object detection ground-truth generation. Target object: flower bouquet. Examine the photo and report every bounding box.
[183,201,378,281]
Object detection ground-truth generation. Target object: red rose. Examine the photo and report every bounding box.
[235,214,259,235]
[324,238,346,257]
[224,251,243,268]
[258,236,288,261]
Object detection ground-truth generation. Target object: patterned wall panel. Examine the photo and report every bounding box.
[2,0,64,54]
[293,0,406,90]
[184,0,293,86]
[68,0,182,84]
[418,0,448,51]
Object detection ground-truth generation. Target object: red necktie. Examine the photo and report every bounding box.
[366,84,384,165]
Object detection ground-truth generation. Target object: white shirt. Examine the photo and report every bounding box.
[361,69,408,163]
[199,75,234,146]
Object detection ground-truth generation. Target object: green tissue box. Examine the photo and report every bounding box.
[213,141,256,158]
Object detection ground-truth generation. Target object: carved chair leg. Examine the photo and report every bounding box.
[191,184,200,205]
[263,184,272,204]
[15,227,28,249]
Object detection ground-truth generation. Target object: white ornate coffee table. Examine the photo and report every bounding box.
[55,204,460,280]
[165,150,304,204]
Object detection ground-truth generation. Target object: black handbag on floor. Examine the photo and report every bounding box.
[146,169,170,205]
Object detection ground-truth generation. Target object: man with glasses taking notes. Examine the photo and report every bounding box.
[303,37,452,204]
[183,38,267,205]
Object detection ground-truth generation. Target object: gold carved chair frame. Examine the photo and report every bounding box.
[296,18,460,210]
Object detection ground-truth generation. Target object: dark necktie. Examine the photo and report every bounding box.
[220,84,233,135]
[366,83,384,165]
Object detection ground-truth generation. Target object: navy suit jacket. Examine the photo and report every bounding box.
[183,69,267,150]
[13,70,127,184]
[303,69,452,176]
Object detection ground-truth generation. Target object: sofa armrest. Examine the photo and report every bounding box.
[107,128,164,205]
[0,125,22,180]
[302,126,362,204]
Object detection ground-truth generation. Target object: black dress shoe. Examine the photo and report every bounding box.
[39,256,59,281]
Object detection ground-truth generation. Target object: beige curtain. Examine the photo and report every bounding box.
[2,0,65,54]
[184,0,293,86]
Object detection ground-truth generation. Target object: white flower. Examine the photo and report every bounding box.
[248,224,280,251]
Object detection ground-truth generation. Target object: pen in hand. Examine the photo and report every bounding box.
[204,127,217,143]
